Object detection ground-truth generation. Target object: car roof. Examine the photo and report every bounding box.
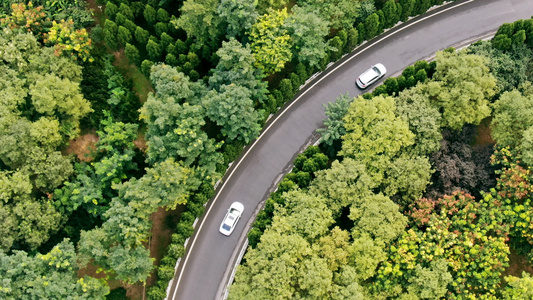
[359,66,380,84]
[224,213,238,226]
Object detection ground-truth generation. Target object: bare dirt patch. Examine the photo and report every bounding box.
[134,132,148,151]
[474,117,495,146]
[65,132,99,162]
[504,247,533,278]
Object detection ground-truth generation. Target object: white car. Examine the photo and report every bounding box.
[356,63,387,89]
[219,202,244,236]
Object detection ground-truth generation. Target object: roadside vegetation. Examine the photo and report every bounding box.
[230,18,533,299]
[2,0,528,299]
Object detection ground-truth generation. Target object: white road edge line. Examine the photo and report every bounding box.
[170,0,475,298]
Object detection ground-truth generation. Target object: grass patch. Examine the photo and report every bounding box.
[112,49,153,103]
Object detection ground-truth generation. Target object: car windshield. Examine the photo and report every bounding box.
[222,223,232,231]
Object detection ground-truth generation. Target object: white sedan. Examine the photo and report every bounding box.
[219,202,244,236]
[356,63,387,89]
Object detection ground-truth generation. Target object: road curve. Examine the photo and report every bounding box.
[168,1,533,299]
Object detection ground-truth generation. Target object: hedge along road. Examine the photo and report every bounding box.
[168,1,533,299]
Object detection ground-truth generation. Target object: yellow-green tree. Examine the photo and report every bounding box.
[44,19,93,62]
[249,8,292,75]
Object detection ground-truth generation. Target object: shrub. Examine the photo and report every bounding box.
[176,221,194,237]
[146,39,162,61]
[180,211,195,224]
[248,227,263,248]
[373,84,388,96]
[384,77,399,95]
[302,159,318,173]
[165,53,178,66]
[303,145,320,157]
[146,286,166,300]
[124,43,140,65]
[278,79,294,104]
[141,59,154,76]
[293,154,307,171]
[278,178,297,193]
[157,264,175,282]
[171,233,185,245]
[328,36,344,61]
[135,26,149,45]
[155,22,169,37]
[118,3,134,20]
[144,5,157,25]
[312,153,329,169]
[402,65,416,78]
[161,33,174,53]
[167,243,185,259]
[117,25,131,46]
[295,171,312,187]
[105,1,118,19]
[415,69,428,83]
[157,8,170,22]
[345,28,359,52]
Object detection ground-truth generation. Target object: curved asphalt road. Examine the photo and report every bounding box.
[168,1,533,299]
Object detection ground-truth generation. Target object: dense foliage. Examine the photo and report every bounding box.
[3,0,521,298]
[230,16,533,299]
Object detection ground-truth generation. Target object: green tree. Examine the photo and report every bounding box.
[125,43,140,65]
[340,95,415,179]
[105,1,118,19]
[56,115,139,217]
[257,0,288,12]
[117,25,131,46]
[382,154,433,206]
[249,8,292,75]
[218,0,258,38]
[400,0,415,21]
[349,193,407,244]
[364,13,380,40]
[424,50,496,130]
[134,26,149,45]
[405,259,453,299]
[345,28,359,52]
[328,36,344,62]
[143,4,157,25]
[299,0,366,30]
[140,65,222,179]
[173,0,223,43]
[118,3,134,20]
[0,239,109,299]
[203,84,261,143]
[310,158,377,216]
[503,272,533,300]
[104,19,118,50]
[395,87,442,156]
[208,38,268,104]
[157,8,170,22]
[382,0,400,28]
[491,89,533,147]
[283,5,331,68]
[317,93,352,151]
[146,39,162,61]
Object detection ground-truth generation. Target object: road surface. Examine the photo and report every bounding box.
[168,1,533,299]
